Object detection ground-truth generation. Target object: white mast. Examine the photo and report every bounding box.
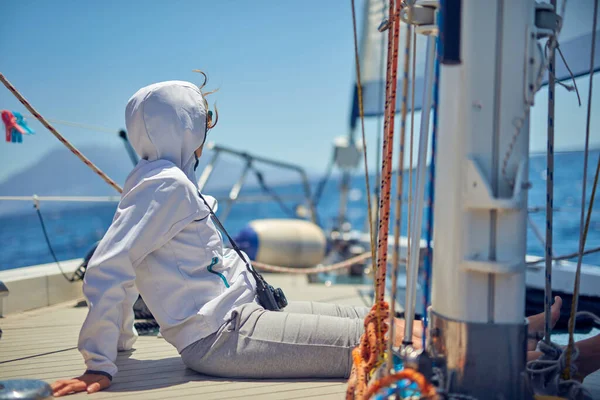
[429,0,537,397]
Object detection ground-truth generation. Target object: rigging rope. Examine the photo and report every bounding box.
[527,313,600,399]
[34,200,76,282]
[351,0,378,301]
[347,302,391,400]
[553,45,582,107]
[252,251,408,274]
[373,0,402,357]
[528,214,552,255]
[564,0,599,379]
[0,73,123,194]
[251,167,297,218]
[313,151,336,208]
[388,7,412,371]
[22,113,116,134]
[349,3,387,396]
[526,245,600,265]
[501,0,569,188]
[373,0,387,255]
[347,0,402,397]
[543,0,558,346]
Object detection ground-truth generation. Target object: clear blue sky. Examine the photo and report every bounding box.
[0,0,598,184]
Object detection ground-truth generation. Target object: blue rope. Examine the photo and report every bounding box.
[422,3,442,349]
[544,0,557,344]
[207,257,231,288]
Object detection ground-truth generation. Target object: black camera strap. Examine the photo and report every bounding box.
[197,191,285,311]
[197,192,263,281]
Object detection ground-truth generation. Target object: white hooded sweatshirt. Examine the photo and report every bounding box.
[78,81,257,379]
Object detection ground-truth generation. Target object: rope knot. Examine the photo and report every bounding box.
[527,340,591,399]
[346,302,390,400]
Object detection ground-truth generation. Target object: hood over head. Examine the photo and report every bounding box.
[125,81,207,183]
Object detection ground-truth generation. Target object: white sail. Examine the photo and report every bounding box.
[350,0,600,130]
[540,0,600,84]
[350,0,429,130]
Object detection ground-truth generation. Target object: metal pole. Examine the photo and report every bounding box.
[429,0,531,397]
[197,151,220,192]
[220,161,252,222]
[403,34,436,346]
[208,143,306,174]
[299,170,318,225]
[118,130,140,166]
[338,172,352,228]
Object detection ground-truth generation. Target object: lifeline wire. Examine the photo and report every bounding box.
[405,27,418,335]
[526,245,600,265]
[374,0,388,247]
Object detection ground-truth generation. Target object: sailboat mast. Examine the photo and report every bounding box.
[429,0,534,397]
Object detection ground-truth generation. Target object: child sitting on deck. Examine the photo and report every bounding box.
[50,80,599,397]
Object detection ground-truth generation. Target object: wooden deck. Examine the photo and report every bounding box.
[1,274,599,399]
[0,275,372,399]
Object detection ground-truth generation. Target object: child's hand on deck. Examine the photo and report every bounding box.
[51,373,111,396]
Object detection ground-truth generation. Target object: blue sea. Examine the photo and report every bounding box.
[1,151,599,271]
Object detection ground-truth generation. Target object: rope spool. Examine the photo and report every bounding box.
[364,368,437,399]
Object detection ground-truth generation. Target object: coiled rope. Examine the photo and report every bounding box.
[527,312,599,399]
[364,368,437,399]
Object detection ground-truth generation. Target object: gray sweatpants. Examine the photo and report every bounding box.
[180,301,370,379]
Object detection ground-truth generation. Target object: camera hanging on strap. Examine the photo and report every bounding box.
[197,191,288,311]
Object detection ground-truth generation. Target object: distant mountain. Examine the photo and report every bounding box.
[0,145,317,216]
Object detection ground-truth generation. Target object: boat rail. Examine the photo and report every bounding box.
[0,141,319,224]
[198,142,317,223]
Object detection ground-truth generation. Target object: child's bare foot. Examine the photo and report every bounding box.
[386,318,424,350]
[526,296,563,350]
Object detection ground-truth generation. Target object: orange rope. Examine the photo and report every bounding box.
[346,302,390,399]
[0,73,123,194]
[373,0,402,360]
[346,2,402,398]
[364,368,437,399]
